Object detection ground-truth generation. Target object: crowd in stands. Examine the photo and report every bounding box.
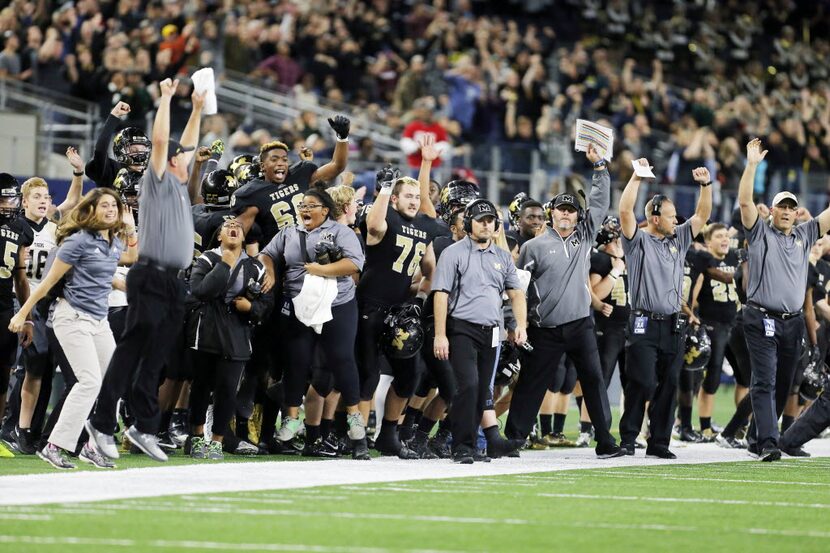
[1,1,830,205]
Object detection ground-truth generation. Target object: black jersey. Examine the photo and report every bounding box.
[812,259,830,305]
[697,250,740,324]
[683,249,709,307]
[415,213,452,242]
[590,250,629,324]
[192,204,262,258]
[506,229,535,249]
[0,217,34,311]
[230,160,317,243]
[357,205,431,307]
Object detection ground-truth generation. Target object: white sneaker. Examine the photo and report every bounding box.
[85,420,119,459]
[575,432,592,448]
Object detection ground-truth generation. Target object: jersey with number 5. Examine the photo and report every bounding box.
[24,217,57,293]
[0,217,34,310]
[230,161,317,244]
[357,206,430,307]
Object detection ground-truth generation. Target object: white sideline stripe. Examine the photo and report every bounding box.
[0,513,52,520]
[2,441,830,506]
[0,536,473,553]
[590,471,830,487]
[537,492,830,509]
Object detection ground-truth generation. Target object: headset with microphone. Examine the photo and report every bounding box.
[463,198,501,237]
[651,194,668,217]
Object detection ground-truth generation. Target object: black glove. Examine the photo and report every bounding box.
[375,164,400,192]
[315,237,344,265]
[327,115,351,140]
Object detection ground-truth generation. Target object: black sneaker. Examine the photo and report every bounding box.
[747,443,759,458]
[320,432,342,457]
[473,450,491,463]
[678,427,704,443]
[15,427,36,455]
[620,443,636,456]
[595,442,625,459]
[452,447,475,464]
[428,429,452,459]
[760,446,781,462]
[782,446,811,458]
[0,427,19,454]
[303,438,338,458]
[351,437,371,460]
[487,435,524,459]
[409,430,439,459]
[156,431,177,452]
[398,424,416,443]
[374,428,418,459]
[645,447,677,460]
[715,433,746,449]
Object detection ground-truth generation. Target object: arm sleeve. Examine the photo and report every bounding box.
[744,213,765,244]
[586,168,611,235]
[189,255,231,301]
[56,233,85,265]
[621,228,642,257]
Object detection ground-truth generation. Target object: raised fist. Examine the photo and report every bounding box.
[327,115,351,140]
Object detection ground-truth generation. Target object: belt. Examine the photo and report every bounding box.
[631,309,673,321]
[747,302,801,320]
[450,317,497,331]
[135,257,182,276]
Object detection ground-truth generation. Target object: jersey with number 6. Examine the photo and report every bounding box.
[357,205,430,308]
[230,161,317,244]
[24,217,58,294]
[0,217,34,311]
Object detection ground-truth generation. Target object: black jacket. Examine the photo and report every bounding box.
[85,114,122,189]
[185,250,273,361]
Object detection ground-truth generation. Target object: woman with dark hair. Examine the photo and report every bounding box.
[185,217,273,460]
[9,188,138,469]
[259,186,369,459]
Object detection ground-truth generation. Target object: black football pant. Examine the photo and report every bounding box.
[90,264,186,436]
[725,315,752,388]
[620,315,684,450]
[415,322,456,407]
[596,321,627,389]
[506,317,615,447]
[779,392,830,451]
[743,306,803,451]
[283,299,360,407]
[188,350,245,436]
[447,318,498,452]
[357,303,419,401]
[700,321,734,395]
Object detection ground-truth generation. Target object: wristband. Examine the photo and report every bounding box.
[610,269,622,279]
[73,170,84,176]
[593,159,607,169]
[699,181,712,187]
[378,186,392,196]
[336,137,349,143]
[24,320,34,327]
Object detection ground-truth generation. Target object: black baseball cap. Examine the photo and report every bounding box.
[553,193,579,210]
[467,199,497,220]
[167,140,195,159]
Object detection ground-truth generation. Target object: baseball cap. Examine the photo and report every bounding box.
[772,191,798,207]
[161,24,178,38]
[167,140,194,159]
[467,199,497,221]
[552,193,579,210]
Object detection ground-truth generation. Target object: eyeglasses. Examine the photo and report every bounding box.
[298,203,323,211]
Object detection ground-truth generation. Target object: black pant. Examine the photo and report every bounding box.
[90,264,186,435]
[549,356,577,394]
[188,350,245,435]
[357,303,420,401]
[596,321,627,390]
[780,392,830,451]
[505,317,615,447]
[447,318,498,451]
[415,321,457,406]
[726,316,751,388]
[284,299,360,407]
[701,320,734,395]
[743,306,803,450]
[620,315,684,450]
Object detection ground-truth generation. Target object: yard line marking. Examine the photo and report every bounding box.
[0,513,52,520]
[537,492,830,509]
[590,471,830,486]
[0,536,478,553]
[177,495,294,505]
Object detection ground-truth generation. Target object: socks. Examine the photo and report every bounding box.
[553,414,566,434]
[483,425,502,444]
[159,410,173,434]
[700,417,712,431]
[306,424,321,444]
[539,414,553,435]
[679,406,693,429]
[380,417,398,437]
[781,415,795,433]
[418,417,437,436]
[580,421,593,433]
[333,411,348,434]
[438,416,451,432]
[402,406,422,429]
[320,418,332,438]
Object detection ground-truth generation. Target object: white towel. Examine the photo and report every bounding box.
[191,67,218,115]
[292,274,338,334]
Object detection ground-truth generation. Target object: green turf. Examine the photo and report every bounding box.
[1,459,829,552]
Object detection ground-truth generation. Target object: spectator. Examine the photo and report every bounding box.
[400,97,450,172]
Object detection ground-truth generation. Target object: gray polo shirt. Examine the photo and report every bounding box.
[432,237,521,327]
[745,217,819,312]
[57,231,124,320]
[261,218,364,306]
[520,168,610,327]
[622,220,694,316]
[138,167,194,269]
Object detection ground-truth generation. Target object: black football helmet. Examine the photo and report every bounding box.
[113,168,141,210]
[113,127,151,171]
[0,173,22,221]
[596,215,622,246]
[495,341,522,386]
[438,180,480,224]
[201,169,237,206]
[507,192,532,227]
[382,302,424,359]
[683,325,712,371]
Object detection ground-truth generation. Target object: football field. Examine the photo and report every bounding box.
[2,441,830,553]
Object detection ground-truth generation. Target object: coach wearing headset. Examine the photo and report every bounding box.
[618,162,712,459]
[505,145,623,459]
[432,199,527,464]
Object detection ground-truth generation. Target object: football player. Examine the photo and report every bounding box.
[85,102,151,188]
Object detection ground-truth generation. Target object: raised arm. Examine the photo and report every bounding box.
[177,90,205,167]
[417,134,439,218]
[690,167,713,238]
[149,79,178,179]
[54,146,86,219]
[310,115,350,183]
[585,144,610,229]
[366,166,398,246]
[618,159,650,239]
[738,138,767,230]
[188,147,211,205]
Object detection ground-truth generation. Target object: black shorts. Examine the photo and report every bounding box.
[22,309,51,378]
[0,308,18,368]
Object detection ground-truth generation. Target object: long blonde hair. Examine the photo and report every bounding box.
[56,188,128,245]
[326,184,356,220]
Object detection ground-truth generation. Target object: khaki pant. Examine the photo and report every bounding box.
[49,300,115,452]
